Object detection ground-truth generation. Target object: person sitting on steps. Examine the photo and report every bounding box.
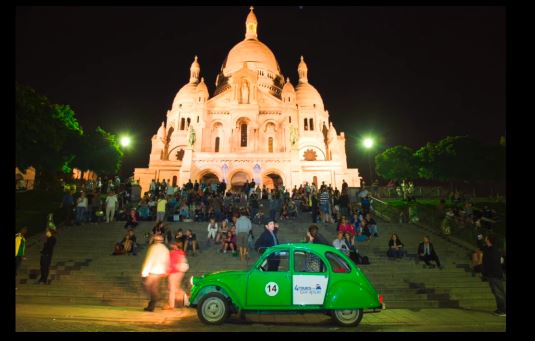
[418,235,443,269]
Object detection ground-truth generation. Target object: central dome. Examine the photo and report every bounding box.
[224,39,280,75]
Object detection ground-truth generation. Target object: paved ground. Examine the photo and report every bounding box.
[16,303,506,332]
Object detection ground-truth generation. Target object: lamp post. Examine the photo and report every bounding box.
[362,137,375,186]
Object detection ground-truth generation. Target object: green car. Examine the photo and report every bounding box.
[189,243,384,327]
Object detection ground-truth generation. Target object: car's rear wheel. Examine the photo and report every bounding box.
[197,292,230,325]
[332,308,363,327]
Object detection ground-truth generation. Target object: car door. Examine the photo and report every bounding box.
[292,249,329,306]
[246,249,291,308]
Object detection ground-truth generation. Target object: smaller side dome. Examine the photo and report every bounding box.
[172,83,198,109]
[282,77,295,93]
[295,56,324,110]
[282,77,296,104]
[197,77,208,96]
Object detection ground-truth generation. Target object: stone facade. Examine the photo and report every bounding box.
[134,7,361,194]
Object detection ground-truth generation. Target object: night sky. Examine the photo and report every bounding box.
[16,6,505,179]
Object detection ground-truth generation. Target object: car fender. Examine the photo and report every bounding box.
[324,279,380,310]
[190,283,243,309]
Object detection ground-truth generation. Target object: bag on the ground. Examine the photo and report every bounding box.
[113,242,125,255]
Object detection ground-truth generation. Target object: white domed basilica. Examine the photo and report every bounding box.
[134,7,362,193]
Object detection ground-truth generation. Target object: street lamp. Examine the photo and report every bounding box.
[120,136,131,148]
[362,137,375,186]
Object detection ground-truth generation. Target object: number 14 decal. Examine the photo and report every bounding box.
[265,281,279,296]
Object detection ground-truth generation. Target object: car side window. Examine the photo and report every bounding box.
[326,252,351,273]
[259,250,289,272]
[294,250,326,273]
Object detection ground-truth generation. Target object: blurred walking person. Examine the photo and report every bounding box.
[163,242,189,310]
[141,235,169,311]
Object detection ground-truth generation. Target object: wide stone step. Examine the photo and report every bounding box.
[384,300,461,309]
[16,295,147,307]
[18,216,501,310]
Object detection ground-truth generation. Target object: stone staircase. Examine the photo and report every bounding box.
[16,211,499,312]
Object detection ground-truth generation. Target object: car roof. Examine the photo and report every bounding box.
[267,243,338,253]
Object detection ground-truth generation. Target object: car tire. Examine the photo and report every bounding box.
[331,308,363,327]
[197,292,230,325]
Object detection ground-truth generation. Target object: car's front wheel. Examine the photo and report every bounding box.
[197,292,230,325]
[331,308,363,327]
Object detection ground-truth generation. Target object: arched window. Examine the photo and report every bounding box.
[240,123,248,147]
[309,118,314,131]
[289,116,291,123]
[215,137,220,152]
[180,118,185,130]
[304,118,308,131]
[268,137,273,153]
[187,118,191,128]
[197,116,199,123]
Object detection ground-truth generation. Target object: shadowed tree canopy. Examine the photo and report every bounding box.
[415,136,491,184]
[16,83,82,175]
[16,83,124,184]
[87,127,124,176]
[375,145,419,181]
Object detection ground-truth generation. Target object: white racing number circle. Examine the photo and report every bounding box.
[265,282,279,296]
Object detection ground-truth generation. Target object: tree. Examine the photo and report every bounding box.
[374,146,419,181]
[85,127,124,176]
[16,83,83,188]
[415,136,488,189]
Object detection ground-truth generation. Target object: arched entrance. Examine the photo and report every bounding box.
[199,171,220,187]
[230,171,251,192]
[263,172,284,190]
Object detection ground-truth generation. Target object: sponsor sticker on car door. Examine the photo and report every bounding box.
[292,275,328,305]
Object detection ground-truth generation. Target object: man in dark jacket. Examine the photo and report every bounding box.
[37,228,57,284]
[254,221,280,271]
[482,234,506,316]
[417,236,442,269]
